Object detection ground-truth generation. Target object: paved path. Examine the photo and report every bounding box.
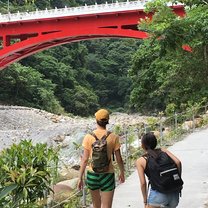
[113,127,208,208]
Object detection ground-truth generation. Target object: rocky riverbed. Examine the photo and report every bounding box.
[0,105,150,167]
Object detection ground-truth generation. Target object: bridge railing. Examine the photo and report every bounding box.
[0,0,150,23]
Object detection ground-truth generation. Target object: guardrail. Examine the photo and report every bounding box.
[123,103,208,176]
[0,0,150,23]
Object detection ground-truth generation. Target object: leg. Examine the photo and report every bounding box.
[90,189,101,208]
[100,190,114,208]
[99,173,116,208]
[86,171,101,208]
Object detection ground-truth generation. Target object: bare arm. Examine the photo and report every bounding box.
[162,148,182,175]
[115,149,125,183]
[77,148,90,190]
[135,157,148,207]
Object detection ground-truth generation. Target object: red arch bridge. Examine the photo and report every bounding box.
[0,0,185,70]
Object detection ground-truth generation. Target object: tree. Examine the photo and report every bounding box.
[0,63,64,114]
[140,0,208,66]
[0,1,141,115]
[129,0,208,113]
[85,39,140,110]
[61,86,99,116]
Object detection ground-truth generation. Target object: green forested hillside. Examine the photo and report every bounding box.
[129,0,208,113]
[0,0,207,116]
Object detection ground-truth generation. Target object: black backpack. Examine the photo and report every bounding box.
[90,131,111,173]
[145,150,183,193]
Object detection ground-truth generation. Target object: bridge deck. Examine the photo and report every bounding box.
[0,0,149,23]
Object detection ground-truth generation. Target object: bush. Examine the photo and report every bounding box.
[0,140,59,207]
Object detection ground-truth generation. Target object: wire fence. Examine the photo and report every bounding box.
[123,103,208,174]
[44,103,208,208]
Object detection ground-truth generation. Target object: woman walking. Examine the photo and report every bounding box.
[78,109,125,208]
[136,132,183,208]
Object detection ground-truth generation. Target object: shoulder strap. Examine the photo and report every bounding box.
[102,131,111,140]
[100,131,111,141]
[142,153,148,161]
[90,131,111,141]
[90,132,99,141]
[146,148,161,159]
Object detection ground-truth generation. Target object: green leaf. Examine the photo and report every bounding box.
[0,184,18,200]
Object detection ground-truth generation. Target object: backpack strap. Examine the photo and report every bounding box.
[102,131,115,161]
[90,131,111,141]
[101,131,111,141]
[90,132,99,140]
[142,153,148,161]
[142,154,151,194]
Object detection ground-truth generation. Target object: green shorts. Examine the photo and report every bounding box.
[86,171,115,192]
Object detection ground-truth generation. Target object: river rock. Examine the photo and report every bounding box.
[50,183,73,203]
[53,134,65,142]
[57,178,79,190]
[59,167,79,181]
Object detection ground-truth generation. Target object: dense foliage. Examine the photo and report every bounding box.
[0,140,59,207]
[0,1,141,116]
[0,0,207,116]
[129,0,208,114]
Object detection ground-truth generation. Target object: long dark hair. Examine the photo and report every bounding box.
[142,132,159,158]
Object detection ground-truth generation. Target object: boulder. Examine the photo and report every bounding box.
[53,134,65,142]
[182,120,194,131]
[162,127,171,137]
[182,118,202,130]
[57,178,79,190]
[194,117,202,127]
[50,183,73,203]
[51,115,61,123]
[59,167,79,181]
[151,130,160,138]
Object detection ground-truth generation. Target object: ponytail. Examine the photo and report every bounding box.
[142,132,158,158]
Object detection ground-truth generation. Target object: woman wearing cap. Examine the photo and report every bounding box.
[78,109,125,208]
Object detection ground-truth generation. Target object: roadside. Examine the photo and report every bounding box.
[112,127,208,208]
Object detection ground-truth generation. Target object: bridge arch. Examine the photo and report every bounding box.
[0,1,185,70]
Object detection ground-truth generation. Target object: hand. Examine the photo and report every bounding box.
[77,178,83,190]
[119,172,125,183]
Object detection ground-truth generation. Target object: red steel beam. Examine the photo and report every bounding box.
[0,5,185,70]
